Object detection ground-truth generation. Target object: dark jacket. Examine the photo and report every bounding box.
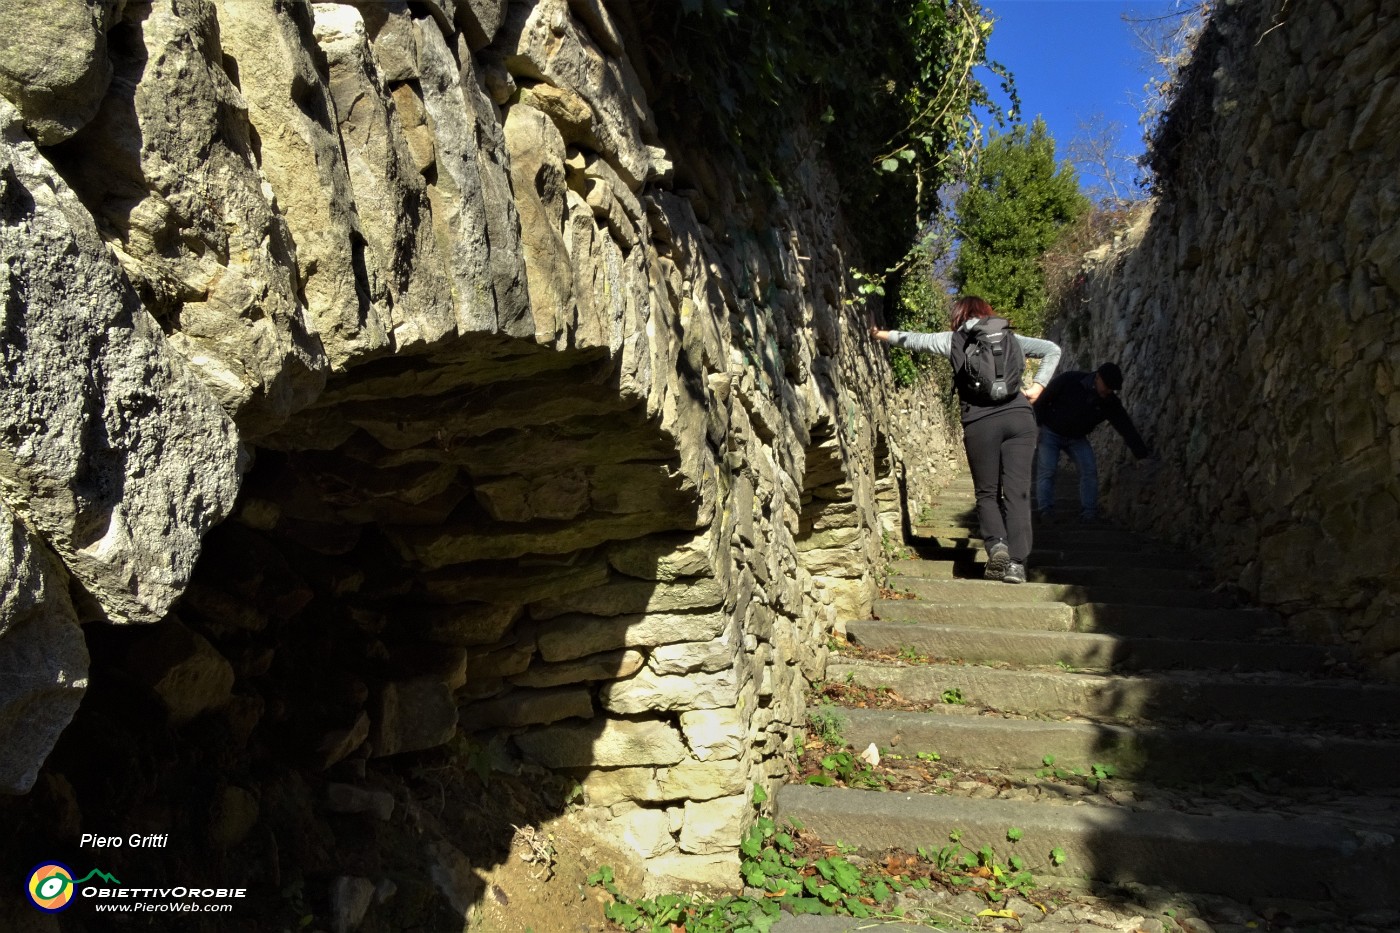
[1034,371,1151,458]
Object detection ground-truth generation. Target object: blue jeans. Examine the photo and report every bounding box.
[1036,426,1098,519]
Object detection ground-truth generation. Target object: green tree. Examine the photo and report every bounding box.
[953,118,1088,335]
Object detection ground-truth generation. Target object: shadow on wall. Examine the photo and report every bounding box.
[0,341,703,931]
[0,327,883,929]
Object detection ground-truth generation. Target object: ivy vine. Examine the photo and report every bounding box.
[639,0,1015,270]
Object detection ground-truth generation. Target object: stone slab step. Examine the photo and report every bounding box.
[774,785,1400,907]
[884,574,1239,610]
[827,659,1400,726]
[1026,566,1210,589]
[826,707,1400,789]
[871,600,1075,630]
[913,525,1156,549]
[845,621,1347,674]
[914,545,1203,570]
[872,598,1272,640]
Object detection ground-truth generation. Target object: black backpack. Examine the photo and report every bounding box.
[950,316,1024,405]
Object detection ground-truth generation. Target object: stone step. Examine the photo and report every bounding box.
[1027,565,1211,589]
[820,707,1400,790]
[774,785,1400,907]
[872,598,1273,639]
[912,524,1156,549]
[826,659,1400,726]
[844,621,1348,674]
[884,574,1240,609]
[914,544,1204,570]
[871,600,1075,630]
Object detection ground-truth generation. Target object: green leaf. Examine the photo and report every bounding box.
[752,783,770,804]
[1006,827,1023,842]
[880,158,900,172]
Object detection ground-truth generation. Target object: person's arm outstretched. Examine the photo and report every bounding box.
[1104,398,1152,459]
[870,327,954,358]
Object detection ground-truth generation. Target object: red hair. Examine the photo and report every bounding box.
[950,296,995,330]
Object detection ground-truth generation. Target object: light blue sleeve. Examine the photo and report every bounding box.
[887,330,954,358]
[1017,336,1062,385]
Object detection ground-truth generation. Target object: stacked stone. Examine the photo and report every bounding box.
[1050,0,1399,678]
[0,0,961,905]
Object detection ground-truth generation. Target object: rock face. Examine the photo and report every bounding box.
[0,0,960,903]
[1050,0,1400,678]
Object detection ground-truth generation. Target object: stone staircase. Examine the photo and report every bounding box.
[774,474,1400,931]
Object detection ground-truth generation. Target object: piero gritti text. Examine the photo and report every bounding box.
[79,833,170,849]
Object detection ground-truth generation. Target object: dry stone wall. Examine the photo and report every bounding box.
[0,0,958,905]
[1051,0,1400,677]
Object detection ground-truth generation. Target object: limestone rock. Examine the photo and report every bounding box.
[68,0,327,436]
[641,852,741,897]
[679,794,747,855]
[331,876,376,933]
[464,686,593,730]
[508,648,645,688]
[316,712,371,769]
[503,101,576,345]
[326,783,395,821]
[679,709,745,762]
[312,4,456,352]
[599,667,738,714]
[416,20,531,338]
[0,502,88,794]
[535,610,729,661]
[0,0,118,144]
[532,577,724,620]
[208,785,260,848]
[606,805,675,859]
[215,0,390,365]
[608,532,715,582]
[124,625,236,724]
[455,0,508,50]
[0,100,242,624]
[513,718,687,768]
[656,760,747,802]
[369,677,457,756]
[498,0,655,189]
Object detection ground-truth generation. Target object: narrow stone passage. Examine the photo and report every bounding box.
[774,474,1400,932]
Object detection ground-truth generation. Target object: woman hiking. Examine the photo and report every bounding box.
[871,296,1061,583]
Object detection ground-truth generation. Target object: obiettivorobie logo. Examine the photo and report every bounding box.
[26,862,121,912]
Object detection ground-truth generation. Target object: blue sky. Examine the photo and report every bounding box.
[979,0,1187,196]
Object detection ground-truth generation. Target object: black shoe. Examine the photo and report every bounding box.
[1002,561,1026,585]
[1035,510,1057,526]
[984,541,1011,580]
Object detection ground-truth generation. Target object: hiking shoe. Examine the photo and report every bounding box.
[1002,561,1026,585]
[984,540,1011,580]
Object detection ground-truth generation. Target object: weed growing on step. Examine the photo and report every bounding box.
[1036,755,1117,790]
[806,706,848,748]
[941,687,966,704]
[804,751,891,789]
[896,644,928,662]
[590,807,1064,931]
